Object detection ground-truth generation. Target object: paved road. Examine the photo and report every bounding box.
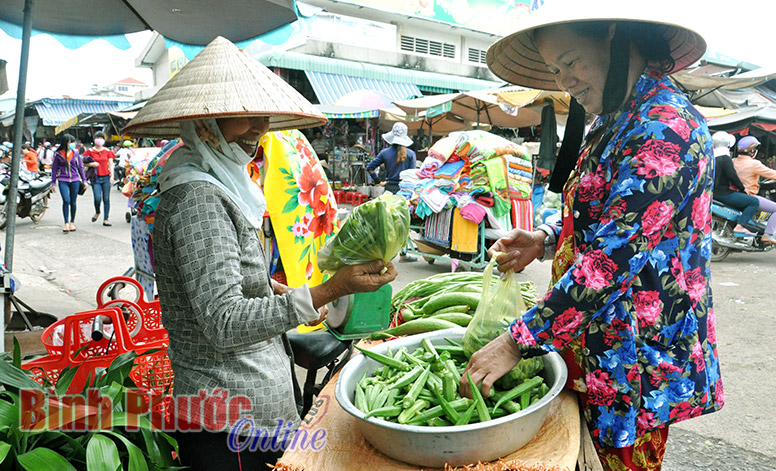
[4,187,776,469]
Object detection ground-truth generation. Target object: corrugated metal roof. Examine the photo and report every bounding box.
[33,97,133,126]
[257,51,501,93]
[305,71,420,105]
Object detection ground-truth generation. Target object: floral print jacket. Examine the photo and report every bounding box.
[509,70,724,448]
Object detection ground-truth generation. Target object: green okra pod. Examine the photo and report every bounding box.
[467,372,491,423]
[390,365,424,390]
[398,399,429,424]
[355,345,410,371]
[403,367,431,409]
[364,405,403,419]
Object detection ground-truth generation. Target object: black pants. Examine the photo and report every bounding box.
[170,430,283,471]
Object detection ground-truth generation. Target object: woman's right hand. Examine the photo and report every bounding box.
[50,185,56,193]
[488,229,546,273]
[310,260,397,309]
[331,260,397,294]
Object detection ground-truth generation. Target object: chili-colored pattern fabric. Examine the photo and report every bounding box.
[508,69,724,449]
[596,427,669,471]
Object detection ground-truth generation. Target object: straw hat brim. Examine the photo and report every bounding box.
[123,36,327,138]
[486,3,707,90]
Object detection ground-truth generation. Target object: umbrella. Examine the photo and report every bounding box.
[379,107,468,136]
[394,87,548,129]
[0,0,299,350]
[334,89,394,110]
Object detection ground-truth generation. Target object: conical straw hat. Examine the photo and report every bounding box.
[486,0,706,90]
[123,36,327,137]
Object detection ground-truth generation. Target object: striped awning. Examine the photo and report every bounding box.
[34,98,133,126]
[305,71,421,106]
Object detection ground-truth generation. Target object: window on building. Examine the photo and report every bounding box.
[400,35,456,59]
[118,85,128,92]
[467,48,488,65]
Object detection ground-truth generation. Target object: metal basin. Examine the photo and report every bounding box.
[335,328,568,468]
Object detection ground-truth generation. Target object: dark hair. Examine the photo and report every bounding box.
[56,134,75,151]
[94,131,106,140]
[567,21,675,74]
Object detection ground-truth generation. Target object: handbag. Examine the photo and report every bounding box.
[78,181,88,195]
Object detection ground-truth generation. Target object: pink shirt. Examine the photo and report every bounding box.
[733,155,776,195]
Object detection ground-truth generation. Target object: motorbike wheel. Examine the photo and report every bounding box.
[0,202,7,230]
[30,195,49,223]
[711,216,732,262]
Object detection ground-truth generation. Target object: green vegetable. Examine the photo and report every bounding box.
[369,318,460,339]
[403,367,431,408]
[495,357,545,390]
[355,383,367,413]
[467,372,491,423]
[455,401,478,426]
[398,399,429,424]
[430,305,471,315]
[317,193,410,272]
[355,345,410,371]
[421,338,440,361]
[422,292,481,315]
[390,366,424,390]
[429,312,473,327]
[365,406,403,419]
[492,376,543,413]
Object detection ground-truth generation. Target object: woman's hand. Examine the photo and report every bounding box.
[333,260,397,294]
[271,279,290,295]
[459,332,523,399]
[306,304,329,327]
[311,260,397,309]
[488,229,546,273]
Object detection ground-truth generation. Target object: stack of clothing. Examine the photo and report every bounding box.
[398,130,533,240]
[506,151,533,199]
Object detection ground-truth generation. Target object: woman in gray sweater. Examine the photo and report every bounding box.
[123,37,397,470]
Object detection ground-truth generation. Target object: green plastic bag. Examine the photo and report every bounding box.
[317,192,410,273]
[461,254,543,389]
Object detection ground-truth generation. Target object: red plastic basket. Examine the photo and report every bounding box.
[23,276,174,420]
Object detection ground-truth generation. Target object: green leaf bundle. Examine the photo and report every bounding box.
[317,192,410,272]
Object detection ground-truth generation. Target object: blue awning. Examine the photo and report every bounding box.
[305,71,421,105]
[34,98,133,126]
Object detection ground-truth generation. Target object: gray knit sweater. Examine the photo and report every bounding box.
[153,181,316,435]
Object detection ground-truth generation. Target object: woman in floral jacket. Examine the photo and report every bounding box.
[464,3,724,470]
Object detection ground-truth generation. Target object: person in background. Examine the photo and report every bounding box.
[35,142,46,171]
[310,131,329,161]
[116,139,134,169]
[465,4,723,470]
[22,143,39,177]
[50,133,88,233]
[711,131,762,236]
[367,122,417,194]
[41,142,55,170]
[732,135,776,244]
[82,131,116,226]
[367,122,418,262]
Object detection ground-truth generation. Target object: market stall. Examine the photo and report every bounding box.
[273,257,586,471]
[396,130,535,270]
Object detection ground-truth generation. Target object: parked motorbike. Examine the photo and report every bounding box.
[759,178,776,202]
[711,199,774,262]
[0,171,53,230]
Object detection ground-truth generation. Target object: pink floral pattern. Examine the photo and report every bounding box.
[508,70,723,449]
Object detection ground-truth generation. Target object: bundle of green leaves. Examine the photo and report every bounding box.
[317,193,410,272]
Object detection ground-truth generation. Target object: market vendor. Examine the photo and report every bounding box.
[367,122,417,193]
[122,37,397,471]
[461,3,723,470]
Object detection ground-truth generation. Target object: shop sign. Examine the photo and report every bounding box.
[344,0,533,36]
